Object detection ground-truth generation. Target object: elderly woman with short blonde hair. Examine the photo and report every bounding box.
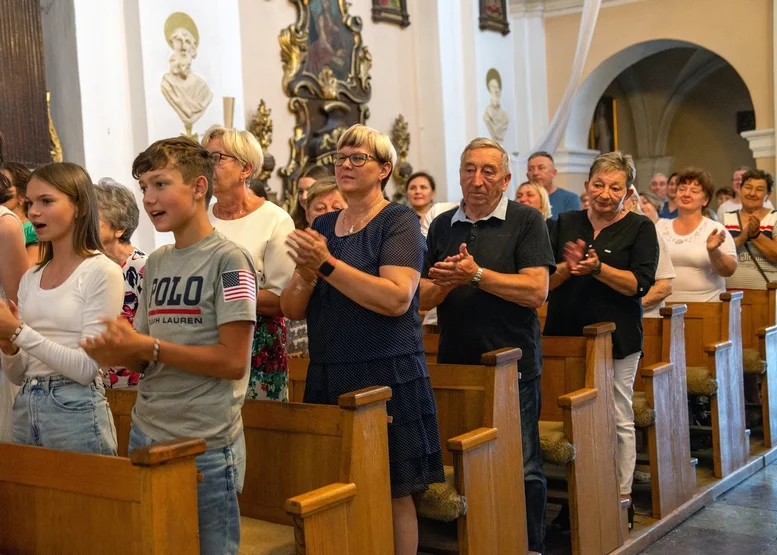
[516,181,552,220]
[545,151,659,530]
[281,124,444,555]
[202,125,295,401]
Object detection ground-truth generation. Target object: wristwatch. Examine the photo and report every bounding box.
[470,267,483,288]
[591,260,603,277]
[317,256,337,278]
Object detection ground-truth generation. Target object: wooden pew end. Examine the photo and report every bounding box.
[338,385,392,409]
[480,347,522,365]
[285,482,357,517]
[446,427,498,453]
[129,437,206,466]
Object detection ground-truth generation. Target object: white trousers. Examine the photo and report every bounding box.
[613,352,641,495]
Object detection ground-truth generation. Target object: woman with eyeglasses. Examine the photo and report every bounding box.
[656,168,736,303]
[281,124,444,555]
[203,126,295,401]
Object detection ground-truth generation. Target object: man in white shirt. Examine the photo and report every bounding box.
[717,166,773,220]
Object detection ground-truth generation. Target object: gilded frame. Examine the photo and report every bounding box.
[278,0,373,211]
[479,0,509,35]
[371,0,410,28]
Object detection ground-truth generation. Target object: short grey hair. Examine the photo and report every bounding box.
[640,190,663,213]
[460,137,510,176]
[94,177,140,244]
[588,151,636,188]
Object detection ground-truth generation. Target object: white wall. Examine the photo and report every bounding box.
[138,0,245,144]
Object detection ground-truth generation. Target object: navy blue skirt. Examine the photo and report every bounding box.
[303,352,445,498]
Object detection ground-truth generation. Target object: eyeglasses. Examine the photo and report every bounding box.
[333,153,375,167]
[210,152,239,164]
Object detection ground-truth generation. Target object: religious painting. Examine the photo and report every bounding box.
[279,0,372,213]
[479,0,509,35]
[372,0,410,28]
[304,0,355,81]
[589,96,619,153]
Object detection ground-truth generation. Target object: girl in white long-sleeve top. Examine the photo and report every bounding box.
[0,163,123,455]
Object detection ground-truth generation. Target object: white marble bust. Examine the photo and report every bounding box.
[483,68,509,144]
[160,13,213,129]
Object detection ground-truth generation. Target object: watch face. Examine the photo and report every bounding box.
[319,261,335,276]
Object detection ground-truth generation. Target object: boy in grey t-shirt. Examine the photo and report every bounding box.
[83,137,256,555]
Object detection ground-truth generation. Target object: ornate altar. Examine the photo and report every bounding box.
[278,0,372,212]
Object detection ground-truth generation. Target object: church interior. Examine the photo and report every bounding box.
[1,1,777,555]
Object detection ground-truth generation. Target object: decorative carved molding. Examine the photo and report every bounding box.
[741,129,776,159]
[509,0,645,18]
[250,100,276,187]
[279,0,372,213]
[553,148,599,174]
[390,114,412,202]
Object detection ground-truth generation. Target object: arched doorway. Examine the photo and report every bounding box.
[565,40,756,189]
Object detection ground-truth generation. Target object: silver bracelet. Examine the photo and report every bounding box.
[152,337,160,362]
[10,322,24,343]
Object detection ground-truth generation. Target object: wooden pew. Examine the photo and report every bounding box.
[737,284,777,448]
[426,347,528,554]
[669,291,749,479]
[636,305,697,518]
[286,351,529,555]
[107,387,394,555]
[541,323,624,555]
[0,438,204,554]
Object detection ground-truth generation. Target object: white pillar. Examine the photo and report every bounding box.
[741,129,777,161]
[553,148,599,195]
[634,156,675,191]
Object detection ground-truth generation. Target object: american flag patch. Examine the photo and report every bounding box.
[221,270,256,303]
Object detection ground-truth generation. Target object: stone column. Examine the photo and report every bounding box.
[553,148,599,195]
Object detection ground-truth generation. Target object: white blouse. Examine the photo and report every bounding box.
[656,217,736,303]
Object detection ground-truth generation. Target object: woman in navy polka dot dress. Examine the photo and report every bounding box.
[282,124,444,555]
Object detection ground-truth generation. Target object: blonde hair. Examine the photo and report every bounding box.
[201,125,263,178]
[306,177,342,210]
[588,151,636,187]
[518,181,552,219]
[460,137,510,176]
[337,124,397,188]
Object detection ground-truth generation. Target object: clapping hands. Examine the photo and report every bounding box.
[563,239,601,276]
[428,243,479,288]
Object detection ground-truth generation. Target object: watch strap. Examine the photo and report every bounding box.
[317,256,337,278]
[470,267,484,288]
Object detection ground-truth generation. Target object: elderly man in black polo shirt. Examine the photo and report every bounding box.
[420,137,556,554]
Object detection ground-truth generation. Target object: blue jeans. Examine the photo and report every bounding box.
[13,375,117,455]
[521,376,546,553]
[129,424,245,555]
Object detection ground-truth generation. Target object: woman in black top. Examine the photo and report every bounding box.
[544,151,659,527]
[281,124,444,555]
